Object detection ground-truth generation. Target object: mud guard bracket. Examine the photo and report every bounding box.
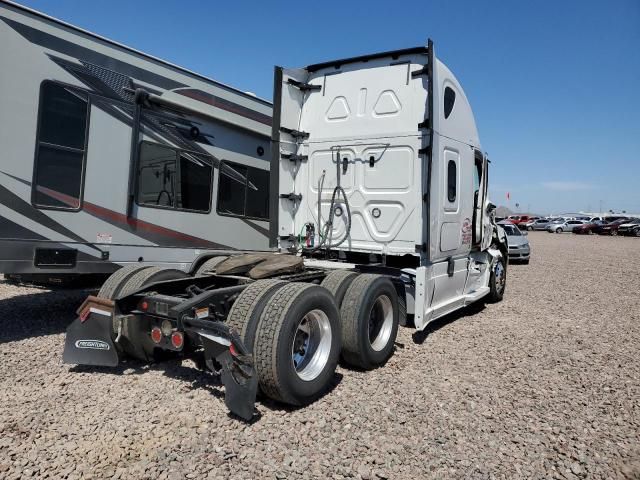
[186,319,258,421]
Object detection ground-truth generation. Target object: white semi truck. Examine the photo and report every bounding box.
[64,41,508,420]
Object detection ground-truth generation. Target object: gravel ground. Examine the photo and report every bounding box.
[0,232,638,479]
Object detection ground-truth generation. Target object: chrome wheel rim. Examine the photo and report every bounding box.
[494,260,506,293]
[369,295,393,351]
[291,309,332,381]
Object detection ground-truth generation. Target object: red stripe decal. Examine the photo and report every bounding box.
[176,89,272,126]
[37,186,221,248]
[82,202,220,247]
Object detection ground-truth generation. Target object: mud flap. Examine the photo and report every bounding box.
[63,296,118,367]
[196,329,258,421]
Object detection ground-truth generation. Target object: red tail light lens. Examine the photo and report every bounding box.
[229,343,238,357]
[171,331,184,349]
[150,327,162,344]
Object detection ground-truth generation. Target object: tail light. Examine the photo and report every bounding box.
[229,343,239,357]
[151,327,162,344]
[171,331,184,349]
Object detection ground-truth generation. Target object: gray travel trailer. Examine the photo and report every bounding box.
[0,0,272,284]
[64,41,508,421]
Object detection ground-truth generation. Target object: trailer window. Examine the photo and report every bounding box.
[444,86,456,119]
[137,141,212,213]
[33,82,89,209]
[447,160,457,202]
[217,161,269,220]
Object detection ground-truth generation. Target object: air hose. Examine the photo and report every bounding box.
[302,149,352,253]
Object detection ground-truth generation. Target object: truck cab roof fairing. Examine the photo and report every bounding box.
[433,59,481,151]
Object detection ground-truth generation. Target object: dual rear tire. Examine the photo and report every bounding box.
[339,274,400,370]
[234,273,400,406]
[98,266,401,406]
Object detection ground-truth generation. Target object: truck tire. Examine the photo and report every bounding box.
[116,267,189,361]
[320,270,358,308]
[226,279,285,353]
[117,266,188,298]
[397,294,410,327]
[253,283,341,405]
[194,256,229,276]
[98,264,150,300]
[340,274,399,370]
[487,255,506,303]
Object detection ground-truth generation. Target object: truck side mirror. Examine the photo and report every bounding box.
[487,202,496,213]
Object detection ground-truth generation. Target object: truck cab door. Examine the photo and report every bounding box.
[472,150,487,248]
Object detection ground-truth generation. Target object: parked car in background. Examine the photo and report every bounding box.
[573,219,608,235]
[522,217,541,230]
[597,218,633,236]
[621,224,640,237]
[498,222,530,264]
[616,219,640,236]
[508,215,535,227]
[543,218,566,231]
[600,216,629,224]
[527,218,555,231]
[548,220,589,233]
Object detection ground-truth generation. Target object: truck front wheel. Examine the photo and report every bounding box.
[487,256,507,303]
[253,283,341,406]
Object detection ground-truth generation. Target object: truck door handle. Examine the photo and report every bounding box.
[342,157,348,174]
[369,156,375,168]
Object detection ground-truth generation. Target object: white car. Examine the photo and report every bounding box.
[547,220,589,233]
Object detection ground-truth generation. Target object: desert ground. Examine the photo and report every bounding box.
[0,231,638,479]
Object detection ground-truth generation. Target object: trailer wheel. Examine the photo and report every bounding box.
[487,255,506,303]
[340,274,399,370]
[320,270,358,307]
[117,267,189,361]
[226,279,285,353]
[194,256,229,276]
[254,283,340,405]
[97,264,151,300]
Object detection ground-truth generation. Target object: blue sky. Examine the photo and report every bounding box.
[19,0,640,214]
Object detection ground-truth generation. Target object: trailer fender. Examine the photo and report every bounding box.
[63,296,119,367]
